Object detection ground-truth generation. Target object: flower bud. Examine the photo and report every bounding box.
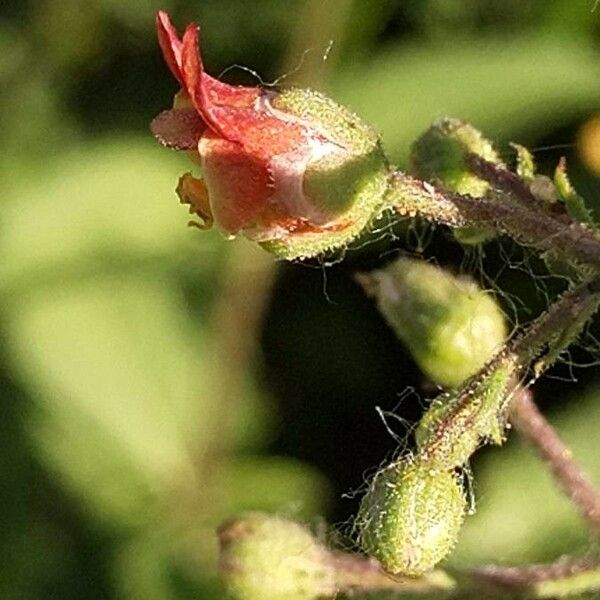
[410,118,501,244]
[358,258,507,388]
[357,459,466,577]
[152,12,390,260]
[218,513,335,600]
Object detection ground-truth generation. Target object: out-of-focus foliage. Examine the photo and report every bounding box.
[0,0,599,598]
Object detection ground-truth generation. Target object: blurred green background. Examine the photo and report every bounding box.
[2,0,600,598]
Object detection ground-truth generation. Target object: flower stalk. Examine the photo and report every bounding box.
[386,170,600,270]
[417,279,600,474]
[470,557,600,599]
[511,388,600,539]
[218,512,600,598]
[357,268,600,574]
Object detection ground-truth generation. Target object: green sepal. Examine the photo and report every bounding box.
[303,145,387,219]
[511,142,536,181]
[260,88,392,260]
[357,459,466,577]
[554,157,595,226]
[260,166,390,260]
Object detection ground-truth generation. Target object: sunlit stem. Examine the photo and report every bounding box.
[511,388,600,539]
[469,557,600,598]
[417,278,600,467]
[385,170,600,270]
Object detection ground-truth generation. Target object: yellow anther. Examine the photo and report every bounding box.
[176,172,214,230]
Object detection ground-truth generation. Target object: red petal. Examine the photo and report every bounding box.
[200,134,273,234]
[156,11,184,86]
[208,107,308,157]
[179,26,307,155]
[180,25,264,138]
[150,108,207,150]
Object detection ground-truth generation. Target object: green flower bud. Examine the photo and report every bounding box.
[410,117,500,197]
[218,512,335,600]
[415,360,514,468]
[410,118,501,244]
[359,258,507,388]
[357,459,466,577]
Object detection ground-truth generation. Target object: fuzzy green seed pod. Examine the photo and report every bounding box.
[415,361,514,468]
[357,459,466,577]
[359,258,507,388]
[410,118,501,244]
[218,513,335,600]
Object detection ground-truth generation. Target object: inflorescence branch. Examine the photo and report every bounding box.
[150,15,600,598]
[511,388,600,539]
[387,168,600,270]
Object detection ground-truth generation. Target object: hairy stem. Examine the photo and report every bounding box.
[471,557,600,598]
[417,278,600,463]
[464,153,548,211]
[328,552,454,594]
[511,388,600,538]
[328,548,600,597]
[389,166,600,528]
[508,277,600,367]
[386,171,600,269]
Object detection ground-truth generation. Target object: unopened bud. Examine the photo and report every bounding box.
[152,13,391,261]
[358,258,507,388]
[357,459,466,577]
[410,118,501,244]
[218,513,335,600]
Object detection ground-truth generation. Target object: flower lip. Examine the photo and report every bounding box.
[156,11,263,143]
[151,107,206,150]
[156,10,184,86]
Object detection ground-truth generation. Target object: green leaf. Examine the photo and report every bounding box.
[333,36,600,164]
[7,275,212,529]
[0,138,220,294]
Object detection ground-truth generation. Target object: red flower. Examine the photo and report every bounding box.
[151,11,389,259]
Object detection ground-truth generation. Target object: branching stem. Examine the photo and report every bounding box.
[328,551,453,594]
[464,153,547,211]
[387,171,600,269]
[470,557,600,598]
[417,277,600,466]
[511,388,600,538]
[387,166,600,511]
[327,547,600,597]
